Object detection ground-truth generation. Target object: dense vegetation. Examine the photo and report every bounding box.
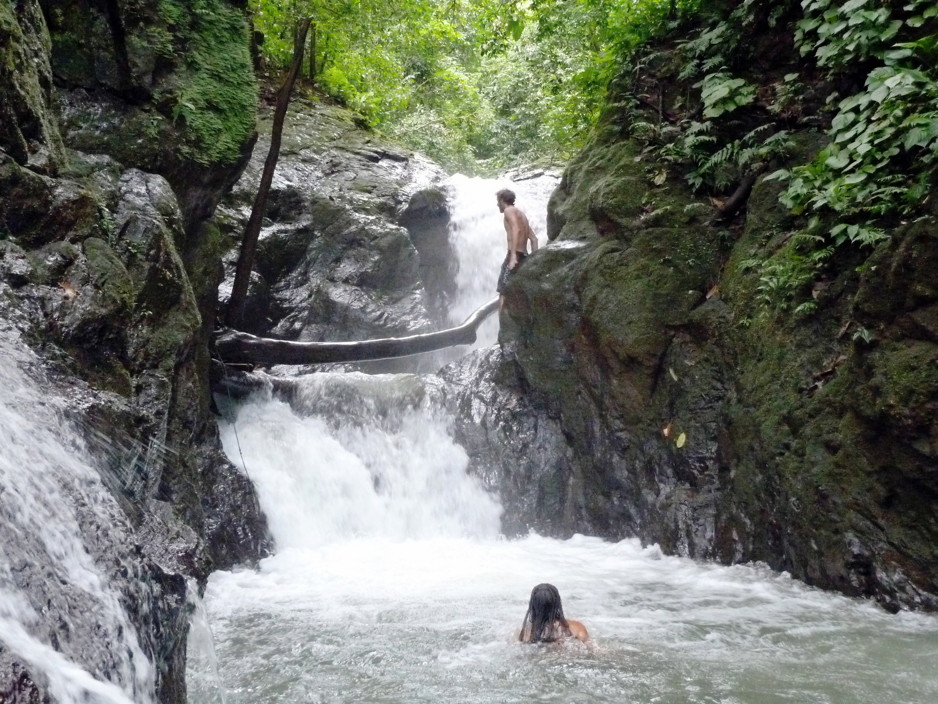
[250,0,936,313]
[637,0,938,316]
[249,0,699,172]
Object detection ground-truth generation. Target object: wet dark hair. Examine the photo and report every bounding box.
[496,188,516,205]
[519,583,572,643]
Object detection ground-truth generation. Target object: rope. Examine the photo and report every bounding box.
[212,348,252,481]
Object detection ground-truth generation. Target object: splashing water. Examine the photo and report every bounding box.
[0,334,155,704]
[190,371,938,704]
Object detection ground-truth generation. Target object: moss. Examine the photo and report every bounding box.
[868,341,938,422]
[155,0,257,167]
[84,237,134,310]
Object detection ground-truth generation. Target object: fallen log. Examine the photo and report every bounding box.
[214,297,500,365]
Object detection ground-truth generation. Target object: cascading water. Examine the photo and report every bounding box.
[0,334,155,704]
[444,173,559,349]
[188,177,938,703]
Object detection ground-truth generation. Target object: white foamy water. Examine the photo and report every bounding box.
[445,173,559,348]
[0,334,155,704]
[191,374,938,704]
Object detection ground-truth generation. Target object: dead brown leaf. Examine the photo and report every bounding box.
[60,281,78,301]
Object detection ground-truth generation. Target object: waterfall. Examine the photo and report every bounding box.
[0,334,155,704]
[217,373,501,547]
[444,172,559,348]
[188,176,938,704]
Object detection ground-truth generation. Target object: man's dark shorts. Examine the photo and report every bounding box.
[497,251,527,294]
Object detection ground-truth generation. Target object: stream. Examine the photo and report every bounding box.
[187,175,938,704]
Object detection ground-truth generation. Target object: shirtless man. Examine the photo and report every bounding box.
[496,188,538,304]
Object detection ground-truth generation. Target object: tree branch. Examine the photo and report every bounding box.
[225,18,312,327]
[215,297,500,366]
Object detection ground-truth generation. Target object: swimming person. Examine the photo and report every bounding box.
[518,583,589,643]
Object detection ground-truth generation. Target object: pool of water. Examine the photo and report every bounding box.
[188,379,938,704]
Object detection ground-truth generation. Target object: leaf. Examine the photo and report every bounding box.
[662,422,673,438]
[669,367,678,381]
[60,281,78,301]
[841,0,869,13]
[676,432,686,449]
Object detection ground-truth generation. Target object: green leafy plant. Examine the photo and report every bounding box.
[696,72,756,119]
[689,125,790,190]
[248,0,700,172]
[762,0,938,305]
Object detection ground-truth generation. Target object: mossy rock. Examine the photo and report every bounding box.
[47,0,258,231]
[0,0,66,167]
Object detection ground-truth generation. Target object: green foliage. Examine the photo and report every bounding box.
[158,0,258,166]
[248,0,696,172]
[676,0,789,81]
[627,2,794,193]
[637,120,790,193]
[770,0,938,278]
[696,72,756,118]
[794,0,936,71]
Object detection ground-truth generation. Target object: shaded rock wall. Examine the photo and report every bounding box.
[452,8,938,611]
[40,0,258,231]
[0,1,268,701]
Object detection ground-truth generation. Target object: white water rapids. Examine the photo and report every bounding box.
[189,176,938,704]
[0,334,155,704]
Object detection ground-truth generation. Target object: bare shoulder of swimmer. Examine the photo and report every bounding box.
[566,619,589,642]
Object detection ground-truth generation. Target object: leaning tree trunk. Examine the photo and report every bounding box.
[308,22,317,84]
[215,298,500,365]
[225,18,312,328]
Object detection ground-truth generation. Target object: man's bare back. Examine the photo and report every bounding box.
[498,199,538,270]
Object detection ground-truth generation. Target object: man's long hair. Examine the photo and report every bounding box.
[520,583,572,643]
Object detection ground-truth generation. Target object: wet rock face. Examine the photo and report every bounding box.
[401,187,458,324]
[0,0,64,169]
[216,101,452,346]
[479,79,938,610]
[0,148,270,702]
[41,0,258,232]
[0,3,268,701]
[441,347,579,538]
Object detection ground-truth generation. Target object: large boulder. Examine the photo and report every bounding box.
[216,101,452,350]
[454,25,938,611]
[41,0,258,232]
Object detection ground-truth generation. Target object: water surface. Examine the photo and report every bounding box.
[190,381,938,704]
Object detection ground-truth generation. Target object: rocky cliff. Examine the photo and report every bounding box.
[447,1,938,612]
[1,1,267,701]
[214,99,452,355]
